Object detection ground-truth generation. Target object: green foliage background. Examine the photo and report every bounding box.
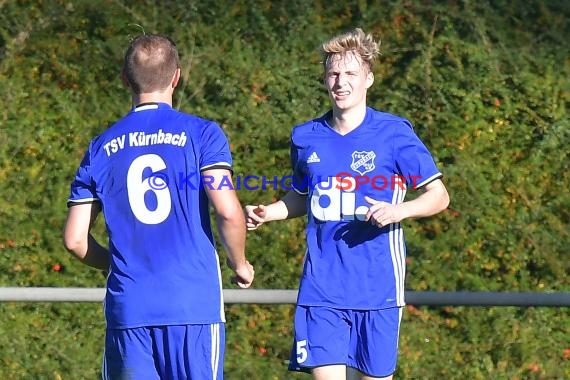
[0,0,568,379]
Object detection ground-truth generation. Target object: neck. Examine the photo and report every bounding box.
[132,92,173,107]
[329,105,367,135]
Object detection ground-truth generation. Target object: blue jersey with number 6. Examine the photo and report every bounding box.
[291,107,443,310]
[68,102,231,329]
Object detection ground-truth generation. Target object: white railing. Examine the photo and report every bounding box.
[0,288,569,306]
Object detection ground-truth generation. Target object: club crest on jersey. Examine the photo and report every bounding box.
[350,151,376,175]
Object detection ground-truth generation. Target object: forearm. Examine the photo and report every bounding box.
[399,180,450,220]
[70,234,110,271]
[265,190,307,222]
[216,213,247,268]
[202,169,249,268]
[63,203,109,270]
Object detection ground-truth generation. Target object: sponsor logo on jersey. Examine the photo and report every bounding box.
[311,177,369,221]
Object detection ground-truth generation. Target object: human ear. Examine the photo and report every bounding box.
[366,72,374,88]
[120,69,130,89]
[172,68,181,88]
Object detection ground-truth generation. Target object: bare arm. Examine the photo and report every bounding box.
[398,178,450,219]
[366,179,450,227]
[203,168,254,288]
[245,190,307,230]
[63,202,110,270]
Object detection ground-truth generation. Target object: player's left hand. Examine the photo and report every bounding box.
[364,196,403,228]
[231,260,255,289]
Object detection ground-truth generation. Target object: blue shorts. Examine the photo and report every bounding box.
[102,323,225,380]
[288,306,403,377]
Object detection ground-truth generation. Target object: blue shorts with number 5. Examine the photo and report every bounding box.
[288,306,403,377]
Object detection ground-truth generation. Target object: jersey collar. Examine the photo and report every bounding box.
[133,102,173,112]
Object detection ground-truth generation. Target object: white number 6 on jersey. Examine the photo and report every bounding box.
[127,154,171,224]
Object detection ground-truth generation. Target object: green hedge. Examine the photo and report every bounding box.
[0,0,568,378]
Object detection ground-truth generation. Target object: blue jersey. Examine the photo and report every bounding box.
[68,102,231,329]
[291,107,442,309]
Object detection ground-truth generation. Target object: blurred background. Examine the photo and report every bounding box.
[0,0,568,378]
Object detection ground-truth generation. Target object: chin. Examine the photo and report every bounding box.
[334,103,352,111]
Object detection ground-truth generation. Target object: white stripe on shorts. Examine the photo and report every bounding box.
[211,323,220,379]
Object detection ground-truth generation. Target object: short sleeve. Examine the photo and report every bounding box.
[290,133,308,195]
[199,122,233,172]
[67,145,99,207]
[393,121,442,189]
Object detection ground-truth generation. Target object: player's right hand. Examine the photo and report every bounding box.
[244,204,267,230]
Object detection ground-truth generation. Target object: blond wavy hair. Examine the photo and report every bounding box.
[320,28,380,73]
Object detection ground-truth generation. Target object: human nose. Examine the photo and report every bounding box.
[336,73,348,86]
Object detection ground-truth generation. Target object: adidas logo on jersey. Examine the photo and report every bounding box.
[307,152,321,163]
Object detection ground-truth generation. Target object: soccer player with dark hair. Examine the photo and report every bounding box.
[63,34,254,379]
